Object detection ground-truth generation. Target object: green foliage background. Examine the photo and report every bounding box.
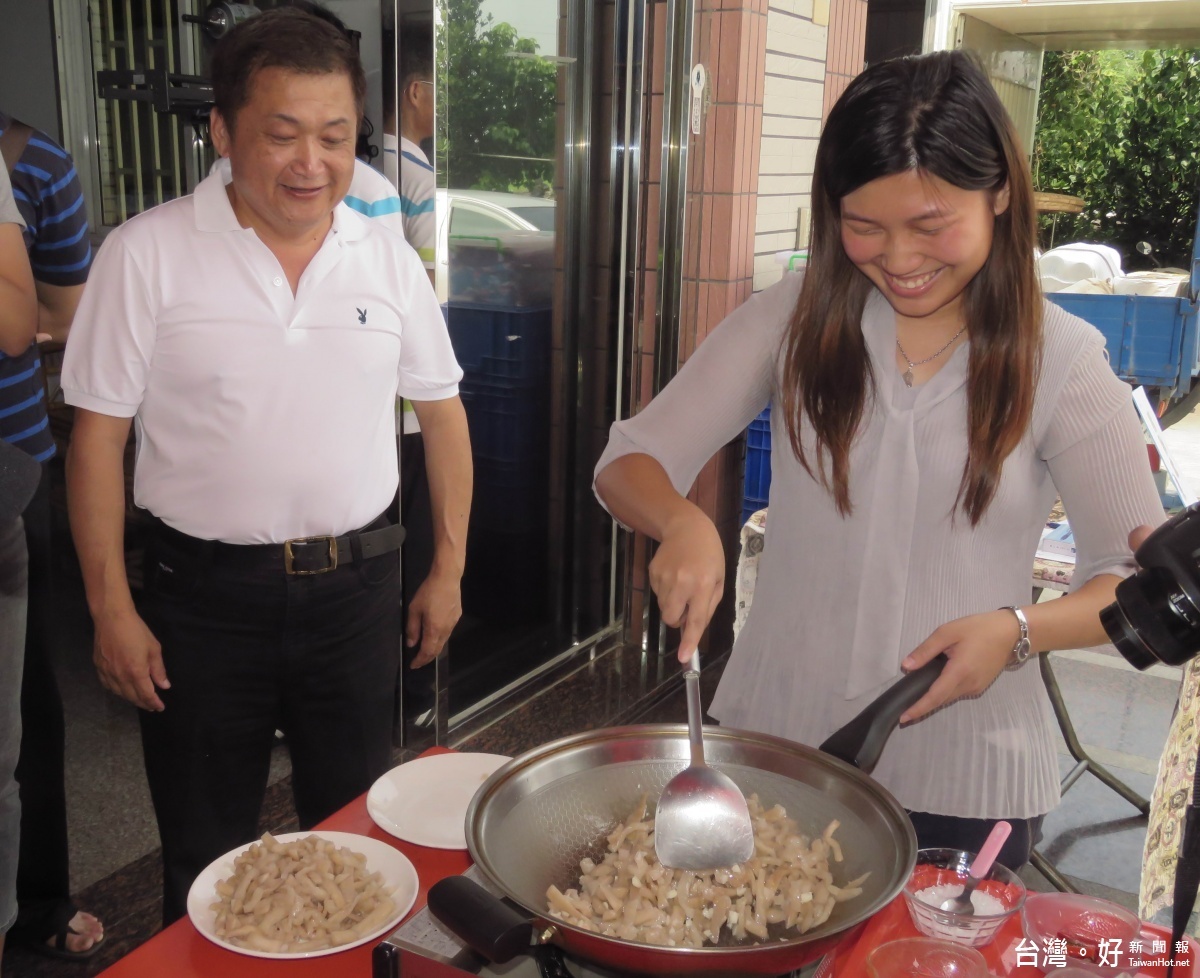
[436,0,558,193]
[1033,49,1200,269]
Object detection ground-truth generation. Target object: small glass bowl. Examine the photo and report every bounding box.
[867,937,991,977]
[1021,893,1141,976]
[903,847,1026,947]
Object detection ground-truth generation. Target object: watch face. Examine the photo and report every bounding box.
[1015,640,1032,663]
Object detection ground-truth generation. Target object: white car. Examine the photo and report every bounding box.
[436,189,556,303]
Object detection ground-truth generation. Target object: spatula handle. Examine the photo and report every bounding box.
[427,876,533,964]
[684,652,704,765]
[818,654,947,774]
[969,820,1012,878]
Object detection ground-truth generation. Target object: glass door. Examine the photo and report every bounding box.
[58,0,635,740]
[390,0,629,735]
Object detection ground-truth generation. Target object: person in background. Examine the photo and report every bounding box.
[594,51,1163,870]
[0,111,104,959]
[0,161,41,977]
[1139,513,1199,919]
[61,8,470,924]
[388,24,436,284]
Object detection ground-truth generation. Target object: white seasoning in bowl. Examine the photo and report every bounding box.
[915,883,1007,916]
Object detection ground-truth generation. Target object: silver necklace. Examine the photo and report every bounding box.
[895,325,967,387]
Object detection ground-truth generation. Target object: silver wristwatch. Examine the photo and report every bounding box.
[1001,606,1031,664]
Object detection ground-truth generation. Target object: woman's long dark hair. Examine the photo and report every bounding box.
[780,50,1041,525]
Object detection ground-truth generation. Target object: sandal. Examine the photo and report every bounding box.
[24,907,105,961]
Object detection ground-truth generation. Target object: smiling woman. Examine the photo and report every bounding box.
[839,172,1007,387]
[593,49,1164,873]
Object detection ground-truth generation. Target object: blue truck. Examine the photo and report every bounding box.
[1046,205,1200,427]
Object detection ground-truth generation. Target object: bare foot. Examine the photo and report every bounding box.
[54,911,104,954]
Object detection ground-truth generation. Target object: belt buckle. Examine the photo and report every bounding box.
[284,536,338,575]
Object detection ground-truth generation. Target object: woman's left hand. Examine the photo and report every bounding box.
[897,610,1023,723]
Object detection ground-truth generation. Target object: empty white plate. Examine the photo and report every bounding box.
[366,752,511,849]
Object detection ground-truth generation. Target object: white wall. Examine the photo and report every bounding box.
[753,0,826,292]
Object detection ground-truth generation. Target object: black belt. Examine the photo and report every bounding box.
[144,513,406,576]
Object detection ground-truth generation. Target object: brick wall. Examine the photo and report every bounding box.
[822,0,868,117]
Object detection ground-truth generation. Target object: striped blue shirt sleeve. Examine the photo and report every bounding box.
[6,124,92,288]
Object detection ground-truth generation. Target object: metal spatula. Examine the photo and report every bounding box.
[654,652,755,871]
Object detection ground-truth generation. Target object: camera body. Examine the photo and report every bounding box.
[1101,502,1200,669]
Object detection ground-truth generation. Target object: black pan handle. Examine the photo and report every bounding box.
[427,875,534,964]
[818,653,948,774]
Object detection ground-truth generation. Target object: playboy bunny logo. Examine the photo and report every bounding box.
[356,307,368,324]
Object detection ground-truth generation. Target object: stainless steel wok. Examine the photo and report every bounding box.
[428,655,947,977]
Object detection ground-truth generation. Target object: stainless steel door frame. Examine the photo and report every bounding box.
[626,0,696,658]
[606,0,648,627]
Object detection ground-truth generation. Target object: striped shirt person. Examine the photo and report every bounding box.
[0,112,92,463]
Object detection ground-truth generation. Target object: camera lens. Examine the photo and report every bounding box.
[1101,566,1200,670]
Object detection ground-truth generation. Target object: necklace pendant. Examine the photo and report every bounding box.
[902,368,914,387]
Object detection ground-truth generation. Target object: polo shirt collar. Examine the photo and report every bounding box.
[196,159,370,243]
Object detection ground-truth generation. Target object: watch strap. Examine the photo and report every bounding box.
[1001,605,1031,663]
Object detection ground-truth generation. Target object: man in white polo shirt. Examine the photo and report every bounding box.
[61,8,471,925]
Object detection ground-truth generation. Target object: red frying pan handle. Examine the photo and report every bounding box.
[427,875,534,963]
[817,654,948,774]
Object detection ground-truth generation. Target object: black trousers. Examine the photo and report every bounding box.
[12,465,73,943]
[137,515,403,925]
[906,810,1044,871]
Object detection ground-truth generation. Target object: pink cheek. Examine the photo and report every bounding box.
[928,227,973,265]
[840,234,879,266]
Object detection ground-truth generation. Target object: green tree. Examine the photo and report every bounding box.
[436,0,558,192]
[1034,48,1200,269]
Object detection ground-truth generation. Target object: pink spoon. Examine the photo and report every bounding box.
[939,820,1012,915]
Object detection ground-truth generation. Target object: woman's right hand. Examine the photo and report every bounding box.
[650,506,726,663]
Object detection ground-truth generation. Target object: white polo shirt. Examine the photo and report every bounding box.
[62,168,462,543]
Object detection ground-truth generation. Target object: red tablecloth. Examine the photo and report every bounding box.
[98,746,471,978]
[828,895,1199,977]
[101,748,1198,978]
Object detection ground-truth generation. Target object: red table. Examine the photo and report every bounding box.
[102,748,1199,978]
[828,896,1199,977]
[98,747,471,978]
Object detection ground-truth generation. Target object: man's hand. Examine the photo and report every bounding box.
[406,566,462,668]
[897,609,1020,723]
[649,508,725,664]
[93,607,170,711]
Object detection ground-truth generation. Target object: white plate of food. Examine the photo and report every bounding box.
[366,752,511,849]
[186,830,418,958]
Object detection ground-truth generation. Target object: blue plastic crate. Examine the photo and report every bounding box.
[459,379,549,464]
[742,406,772,525]
[471,458,546,533]
[444,302,552,376]
[473,353,549,385]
